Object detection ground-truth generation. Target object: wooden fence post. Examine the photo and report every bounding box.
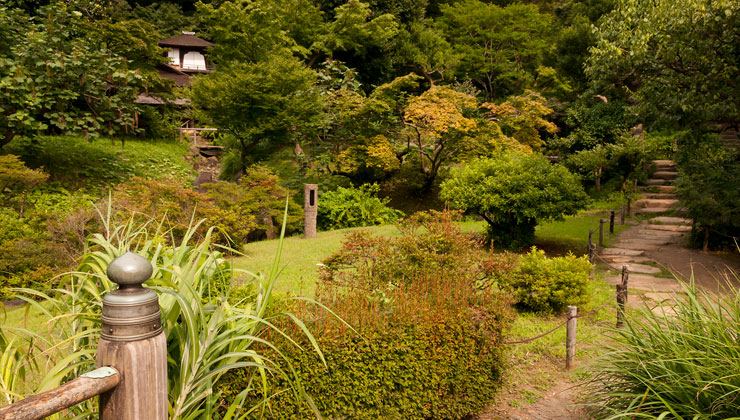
[616,265,629,328]
[609,211,615,234]
[98,252,168,420]
[627,197,632,216]
[620,204,626,225]
[566,305,577,370]
[599,219,605,248]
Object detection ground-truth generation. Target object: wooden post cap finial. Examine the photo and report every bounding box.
[107,252,153,289]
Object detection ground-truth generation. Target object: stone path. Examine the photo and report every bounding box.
[599,160,691,299]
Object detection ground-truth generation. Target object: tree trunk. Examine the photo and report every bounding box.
[703,225,710,252]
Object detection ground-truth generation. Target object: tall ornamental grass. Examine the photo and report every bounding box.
[586,278,740,419]
[0,202,323,419]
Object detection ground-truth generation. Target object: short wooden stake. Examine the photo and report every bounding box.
[599,219,605,248]
[620,204,626,225]
[566,305,577,370]
[616,265,629,328]
[609,210,615,234]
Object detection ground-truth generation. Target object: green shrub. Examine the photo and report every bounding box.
[440,151,589,250]
[317,183,404,230]
[586,281,740,419]
[504,247,592,313]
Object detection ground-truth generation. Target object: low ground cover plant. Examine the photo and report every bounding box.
[586,280,740,419]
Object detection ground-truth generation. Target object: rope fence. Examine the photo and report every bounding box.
[502,197,634,370]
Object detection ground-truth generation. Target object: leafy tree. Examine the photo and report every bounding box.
[440,151,588,249]
[0,4,147,148]
[483,90,557,149]
[587,0,740,127]
[436,1,553,100]
[190,53,323,179]
[397,21,461,85]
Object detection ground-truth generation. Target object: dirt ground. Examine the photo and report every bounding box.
[646,243,740,292]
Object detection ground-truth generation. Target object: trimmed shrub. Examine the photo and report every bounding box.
[317,183,404,230]
[217,210,513,419]
[504,247,592,313]
[440,151,589,250]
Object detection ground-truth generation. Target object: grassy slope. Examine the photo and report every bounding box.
[3,136,193,192]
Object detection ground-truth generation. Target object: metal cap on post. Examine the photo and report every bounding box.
[102,252,162,341]
[98,252,167,420]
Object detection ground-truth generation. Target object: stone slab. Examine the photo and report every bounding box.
[645,224,692,232]
[634,199,679,208]
[605,274,682,292]
[637,228,685,237]
[650,216,692,225]
[652,171,678,180]
[636,208,670,214]
[619,238,673,245]
[601,248,645,256]
[652,160,676,167]
[614,242,660,251]
[622,263,662,274]
[600,255,654,264]
[646,179,667,185]
[640,185,676,193]
[641,193,677,199]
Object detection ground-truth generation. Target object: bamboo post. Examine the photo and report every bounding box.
[588,229,595,280]
[566,305,577,370]
[620,204,626,225]
[98,252,168,420]
[609,210,615,234]
[627,197,632,216]
[616,265,629,328]
[599,219,605,248]
[304,184,318,239]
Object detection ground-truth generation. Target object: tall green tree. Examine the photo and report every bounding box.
[587,0,740,127]
[436,1,553,101]
[190,54,323,179]
[0,4,147,149]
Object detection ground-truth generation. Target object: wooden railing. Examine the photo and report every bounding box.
[0,252,167,420]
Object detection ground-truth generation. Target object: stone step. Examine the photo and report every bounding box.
[636,208,671,215]
[613,242,660,251]
[600,255,654,264]
[635,229,684,239]
[634,199,679,208]
[646,179,668,186]
[640,185,676,193]
[651,216,692,225]
[652,171,678,180]
[602,248,645,256]
[645,224,692,232]
[622,263,662,275]
[652,160,676,167]
[641,193,677,199]
[605,274,682,292]
[619,238,674,246]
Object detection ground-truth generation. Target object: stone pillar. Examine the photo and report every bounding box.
[98,252,167,420]
[304,184,318,239]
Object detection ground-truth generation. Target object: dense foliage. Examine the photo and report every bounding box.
[586,281,740,418]
[219,211,513,419]
[316,183,403,230]
[440,151,589,250]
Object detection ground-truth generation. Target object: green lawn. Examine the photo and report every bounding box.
[233,204,632,298]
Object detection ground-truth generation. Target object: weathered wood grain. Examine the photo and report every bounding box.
[0,367,119,420]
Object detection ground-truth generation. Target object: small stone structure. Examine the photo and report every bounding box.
[304,184,318,239]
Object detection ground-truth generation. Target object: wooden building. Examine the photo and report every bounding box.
[157,31,214,87]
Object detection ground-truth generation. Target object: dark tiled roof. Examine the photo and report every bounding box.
[159,34,214,48]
